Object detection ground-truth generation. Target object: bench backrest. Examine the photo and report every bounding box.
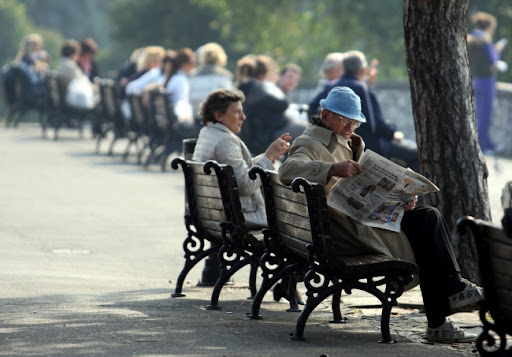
[172,158,248,245]
[459,216,512,334]
[99,78,122,121]
[149,88,178,129]
[250,166,330,261]
[127,93,149,128]
[45,72,62,111]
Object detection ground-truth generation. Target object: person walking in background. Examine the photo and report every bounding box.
[467,11,508,155]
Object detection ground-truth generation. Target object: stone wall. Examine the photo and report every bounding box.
[291,80,512,157]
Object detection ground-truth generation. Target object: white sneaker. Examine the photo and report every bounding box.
[425,320,477,343]
[449,279,484,313]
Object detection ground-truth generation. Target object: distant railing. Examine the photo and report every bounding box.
[291,80,512,157]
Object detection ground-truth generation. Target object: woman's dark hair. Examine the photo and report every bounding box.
[169,48,196,78]
[162,49,177,87]
[80,37,98,55]
[61,39,80,58]
[199,88,245,126]
[311,113,326,127]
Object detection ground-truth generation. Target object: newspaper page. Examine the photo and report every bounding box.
[327,149,439,232]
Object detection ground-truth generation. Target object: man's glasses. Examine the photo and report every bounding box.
[331,112,361,128]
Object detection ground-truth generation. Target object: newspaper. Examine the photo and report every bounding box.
[327,149,439,232]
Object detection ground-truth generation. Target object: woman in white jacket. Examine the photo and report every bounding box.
[192,88,291,228]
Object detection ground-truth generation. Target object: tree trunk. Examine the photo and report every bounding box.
[403,0,490,282]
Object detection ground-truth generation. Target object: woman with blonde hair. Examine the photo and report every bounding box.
[189,42,233,120]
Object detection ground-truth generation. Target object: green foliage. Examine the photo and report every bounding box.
[190,0,408,81]
[108,0,219,69]
[0,0,32,66]
[1,0,511,83]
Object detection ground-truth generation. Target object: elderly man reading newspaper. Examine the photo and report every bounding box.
[278,86,483,344]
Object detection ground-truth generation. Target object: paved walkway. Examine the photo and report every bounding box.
[0,124,510,356]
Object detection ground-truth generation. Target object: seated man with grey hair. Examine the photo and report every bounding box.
[308,50,420,173]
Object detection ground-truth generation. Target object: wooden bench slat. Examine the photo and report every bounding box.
[196,206,226,222]
[273,196,309,219]
[193,185,222,199]
[501,305,512,321]
[193,173,221,187]
[275,221,313,243]
[195,196,225,211]
[490,256,512,279]
[488,238,512,260]
[495,272,512,292]
[270,183,307,204]
[275,208,310,229]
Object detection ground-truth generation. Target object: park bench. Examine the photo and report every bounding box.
[458,215,512,356]
[0,64,47,131]
[45,72,96,140]
[145,88,183,171]
[170,158,264,309]
[95,78,127,155]
[122,92,150,163]
[247,166,419,343]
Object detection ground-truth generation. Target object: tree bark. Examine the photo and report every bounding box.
[403,0,490,282]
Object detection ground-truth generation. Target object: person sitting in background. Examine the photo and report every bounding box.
[125,46,166,95]
[308,50,420,173]
[8,33,48,103]
[277,63,309,123]
[316,52,345,91]
[15,33,48,73]
[189,42,234,121]
[238,55,306,155]
[56,39,98,110]
[166,48,197,127]
[116,47,146,95]
[55,39,85,83]
[276,63,302,97]
[78,37,100,82]
[192,88,290,228]
[279,86,483,344]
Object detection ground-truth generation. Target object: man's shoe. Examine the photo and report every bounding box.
[425,320,477,343]
[449,279,484,313]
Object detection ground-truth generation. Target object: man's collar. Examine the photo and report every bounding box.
[304,124,334,146]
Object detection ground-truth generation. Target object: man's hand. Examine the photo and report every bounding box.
[404,195,418,211]
[393,131,404,142]
[329,160,361,179]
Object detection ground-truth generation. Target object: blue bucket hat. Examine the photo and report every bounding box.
[319,86,366,123]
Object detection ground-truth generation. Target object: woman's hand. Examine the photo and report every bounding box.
[404,195,418,211]
[264,133,292,163]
